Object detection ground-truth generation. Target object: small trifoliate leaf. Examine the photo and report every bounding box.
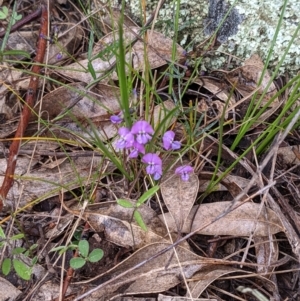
[134,210,147,231]
[88,249,104,263]
[2,258,11,275]
[0,7,8,19]
[13,259,32,280]
[70,257,86,269]
[78,240,89,258]
[117,199,134,208]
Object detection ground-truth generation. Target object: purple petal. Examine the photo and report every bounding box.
[142,153,162,166]
[153,167,162,180]
[110,114,123,124]
[131,121,154,134]
[118,127,130,136]
[171,141,181,150]
[175,165,194,181]
[129,149,139,158]
[136,132,152,145]
[162,131,175,150]
[128,142,145,158]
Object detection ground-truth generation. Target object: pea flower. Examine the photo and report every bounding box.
[115,127,134,150]
[131,121,154,145]
[129,141,145,159]
[110,113,123,124]
[162,130,181,151]
[175,165,194,181]
[142,153,162,180]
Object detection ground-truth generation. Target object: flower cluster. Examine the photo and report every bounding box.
[111,115,193,181]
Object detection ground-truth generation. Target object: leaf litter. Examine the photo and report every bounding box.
[0,1,299,300]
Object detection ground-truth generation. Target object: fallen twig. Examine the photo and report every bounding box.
[0,5,48,212]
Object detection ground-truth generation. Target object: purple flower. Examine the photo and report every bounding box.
[129,141,145,158]
[175,165,194,181]
[131,121,154,145]
[56,52,63,60]
[110,113,123,124]
[142,153,162,180]
[115,127,134,150]
[162,130,181,151]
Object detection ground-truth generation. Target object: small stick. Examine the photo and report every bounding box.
[0,5,48,212]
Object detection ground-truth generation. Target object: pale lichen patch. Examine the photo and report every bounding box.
[109,0,300,76]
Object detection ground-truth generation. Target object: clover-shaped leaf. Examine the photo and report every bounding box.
[0,6,9,20]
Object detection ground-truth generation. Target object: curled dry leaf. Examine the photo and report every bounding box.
[0,156,112,211]
[85,242,206,300]
[188,266,277,299]
[188,266,242,298]
[152,100,177,134]
[277,145,300,165]
[161,164,199,232]
[226,54,278,106]
[32,82,121,141]
[47,21,84,64]
[254,236,279,274]
[160,201,283,237]
[191,77,236,120]
[158,295,213,301]
[86,201,169,249]
[58,27,185,83]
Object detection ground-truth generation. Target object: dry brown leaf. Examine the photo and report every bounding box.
[158,295,213,301]
[188,266,241,298]
[160,202,283,236]
[161,164,199,232]
[198,174,249,192]
[58,27,185,82]
[94,27,185,70]
[0,156,112,210]
[86,201,169,248]
[0,277,21,300]
[226,54,278,107]
[277,145,300,165]
[152,100,177,133]
[86,242,206,300]
[35,82,120,121]
[47,21,84,64]
[32,82,121,140]
[254,236,279,274]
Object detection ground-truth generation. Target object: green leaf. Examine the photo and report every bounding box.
[78,240,89,258]
[12,247,26,255]
[136,185,160,207]
[0,226,5,239]
[70,257,86,269]
[11,233,24,240]
[134,210,147,231]
[88,249,104,263]
[31,256,38,265]
[13,259,32,281]
[2,258,11,275]
[117,199,134,208]
[12,12,22,21]
[0,6,8,19]
[29,244,38,251]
